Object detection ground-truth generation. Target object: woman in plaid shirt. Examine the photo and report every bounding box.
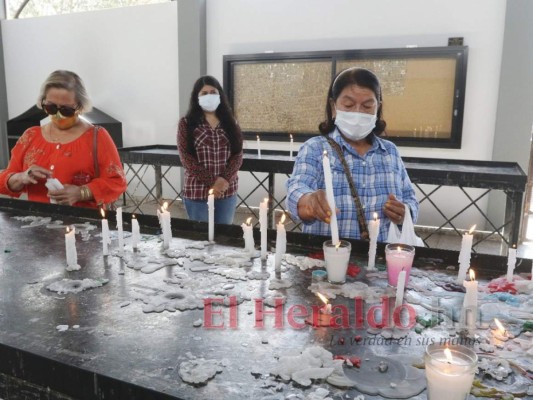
[286,68,418,241]
[177,76,243,224]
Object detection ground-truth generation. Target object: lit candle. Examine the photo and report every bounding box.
[241,217,255,256]
[322,151,339,245]
[274,214,286,271]
[208,189,215,242]
[492,318,509,342]
[116,207,124,255]
[289,134,294,160]
[425,344,478,400]
[506,245,517,282]
[100,208,110,256]
[394,268,406,309]
[462,269,478,335]
[457,225,476,283]
[385,244,415,286]
[257,135,261,159]
[317,292,332,314]
[316,292,332,326]
[131,215,140,250]
[65,226,80,271]
[368,212,380,269]
[160,202,172,249]
[259,198,268,260]
[323,240,351,284]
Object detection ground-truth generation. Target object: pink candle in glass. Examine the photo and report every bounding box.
[385,243,415,286]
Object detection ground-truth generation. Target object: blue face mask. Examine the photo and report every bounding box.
[334,109,377,141]
[198,94,220,112]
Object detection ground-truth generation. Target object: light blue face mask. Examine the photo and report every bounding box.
[198,94,220,112]
[334,109,377,141]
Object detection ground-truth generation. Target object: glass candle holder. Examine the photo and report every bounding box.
[323,240,351,284]
[424,344,477,400]
[385,243,415,286]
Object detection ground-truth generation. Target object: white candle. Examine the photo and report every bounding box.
[394,269,406,309]
[100,208,110,256]
[323,240,351,284]
[368,212,380,269]
[116,207,124,255]
[259,198,268,260]
[425,345,477,400]
[208,189,215,242]
[274,214,287,271]
[65,226,80,271]
[322,151,339,245]
[257,135,261,159]
[506,245,517,282]
[457,225,475,283]
[462,269,478,334]
[241,217,255,256]
[160,202,172,249]
[131,215,140,250]
[289,134,294,160]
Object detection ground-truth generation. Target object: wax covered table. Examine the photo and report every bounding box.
[0,199,531,400]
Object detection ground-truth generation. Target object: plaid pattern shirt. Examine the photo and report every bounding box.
[177,117,242,200]
[286,129,419,241]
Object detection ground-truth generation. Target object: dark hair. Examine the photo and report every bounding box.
[184,75,242,155]
[318,68,386,142]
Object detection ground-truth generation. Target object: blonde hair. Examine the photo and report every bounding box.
[36,70,92,113]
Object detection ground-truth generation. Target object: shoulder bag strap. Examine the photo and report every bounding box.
[324,136,369,240]
[93,125,100,178]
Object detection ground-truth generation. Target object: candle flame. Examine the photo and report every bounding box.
[468,225,476,234]
[469,269,476,281]
[263,197,269,203]
[257,135,260,140]
[323,150,328,158]
[512,244,516,249]
[373,212,378,221]
[246,217,252,226]
[100,208,105,218]
[335,242,341,250]
[494,318,506,334]
[290,134,293,140]
[162,202,168,212]
[209,189,214,195]
[397,246,401,252]
[316,292,329,305]
[444,348,453,363]
[279,214,286,224]
[132,214,136,220]
[66,226,70,233]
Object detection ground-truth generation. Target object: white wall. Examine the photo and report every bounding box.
[1,2,180,147]
[206,0,507,229]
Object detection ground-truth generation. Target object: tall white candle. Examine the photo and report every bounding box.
[208,189,215,242]
[259,198,268,260]
[368,212,380,269]
[100,208,110,256]
[131,215,140,250]
[160,202,172,249]
[506,245,517,282]
[65,226,80,271]
[116,207,124,255]
[241,217,255,256]
[257,135,261,159]
[462,269,478,334]
[274,214,287,271]
[457,225,475,283]
[289,134,294,160]
[394,269,406,309]
[322,151,339,245]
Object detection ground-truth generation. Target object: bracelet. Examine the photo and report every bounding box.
[80,185,93,201]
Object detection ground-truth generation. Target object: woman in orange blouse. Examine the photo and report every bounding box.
[0,70,126,208]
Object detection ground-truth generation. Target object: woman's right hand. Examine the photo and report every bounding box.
[7,165,52,191]
[297,190,338,223]
[212,177,229,198]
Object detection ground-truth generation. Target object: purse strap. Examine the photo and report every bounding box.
[324,136,369,240]
[93,125,100,178]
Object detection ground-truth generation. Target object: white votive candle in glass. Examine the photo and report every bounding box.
[322,151,339,245]
[100,208,110,256]
[241,217,255,256]
[457,225,475,283]
[368,212,380,269]
[424,344,477,400]
[506,245,517,282]
[323,240,351,284]
[259,198,268,260]
[274,214,286,271]
[116,207,124,255]
[385,243,415,286]
[208,189,215,242]
[131,214,141,250]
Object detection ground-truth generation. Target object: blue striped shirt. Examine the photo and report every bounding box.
[286,129,419,241]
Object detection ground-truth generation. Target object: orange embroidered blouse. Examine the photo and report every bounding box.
[0,126,127,208]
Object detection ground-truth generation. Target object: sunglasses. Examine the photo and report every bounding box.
[41,102,79,117]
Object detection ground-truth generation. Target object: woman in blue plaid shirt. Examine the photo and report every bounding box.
[286,68,418,241]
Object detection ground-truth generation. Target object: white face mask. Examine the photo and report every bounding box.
[198,94,221,112]
[334,109,377,141]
